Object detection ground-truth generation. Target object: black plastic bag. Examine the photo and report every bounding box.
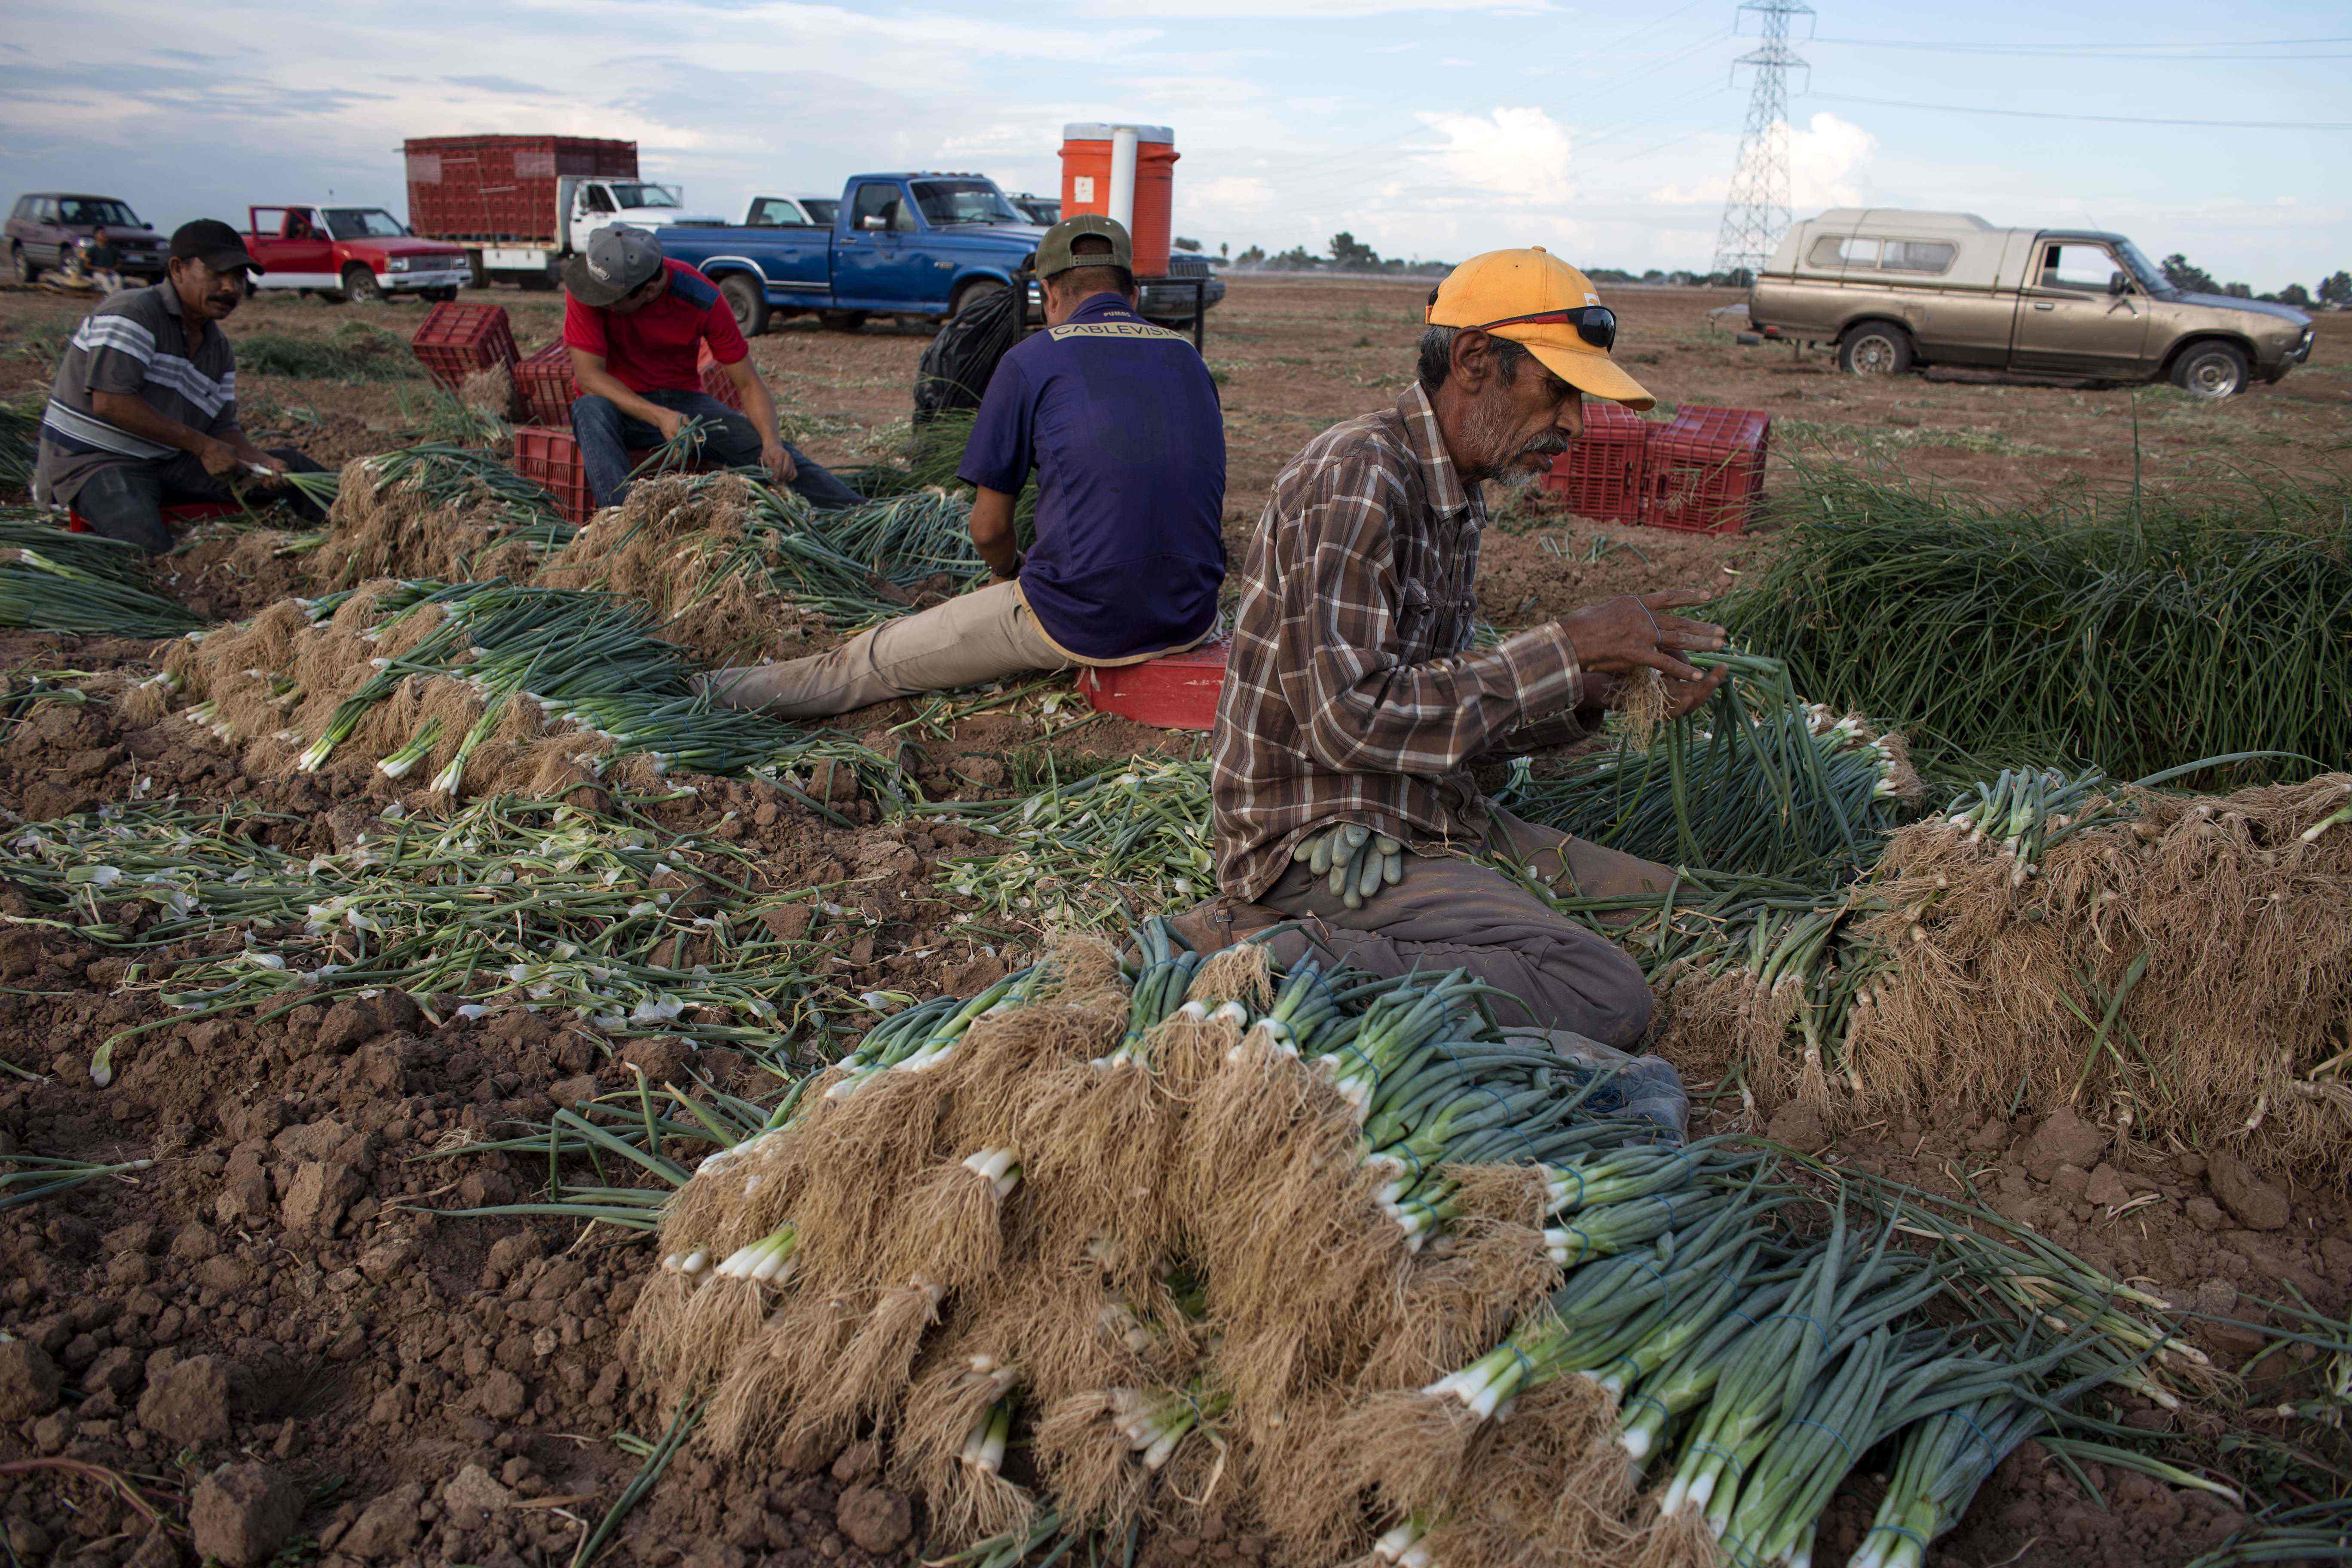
[913,284,1025,426]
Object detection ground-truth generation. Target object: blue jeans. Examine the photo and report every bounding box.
[569,389,862,510]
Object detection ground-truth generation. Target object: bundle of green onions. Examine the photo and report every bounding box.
[748,485,989,626]
[0,794,858,1084]
[550,913,2235,1568]
[1718,463,2352,781]
[238,579,906,804]
[1502,652,1922,880]
[0,511,204,636]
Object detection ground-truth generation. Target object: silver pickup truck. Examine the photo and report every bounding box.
[1747,210,2314,397]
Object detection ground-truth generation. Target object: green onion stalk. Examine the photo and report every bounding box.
[932,760,1216,934]
[0,511,205,637]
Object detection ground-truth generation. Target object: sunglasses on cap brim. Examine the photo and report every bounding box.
[1469,305,1618,353]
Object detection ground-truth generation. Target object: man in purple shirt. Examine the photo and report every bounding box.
[701,216,1225,719]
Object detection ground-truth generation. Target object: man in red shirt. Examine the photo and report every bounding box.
[563,226,859,510]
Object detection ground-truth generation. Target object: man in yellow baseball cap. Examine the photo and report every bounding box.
[1178,247,1726,1075]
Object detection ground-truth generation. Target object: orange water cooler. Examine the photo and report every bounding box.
[1058,122,1178,277]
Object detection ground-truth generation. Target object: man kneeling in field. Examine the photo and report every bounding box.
[700,216,1225,720]
[1185,247,1725,1053]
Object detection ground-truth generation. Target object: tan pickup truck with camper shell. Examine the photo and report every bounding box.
[1746,210,2315,397]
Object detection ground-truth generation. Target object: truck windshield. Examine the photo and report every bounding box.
[803,198,838,227]
[2113,239,2177,298]
[323,209,411,241]
[609,184,680,210]
[912,181,1020,226]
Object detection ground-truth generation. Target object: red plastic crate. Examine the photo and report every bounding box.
[1541,401,1648,523]
[64,501,240,534]
[1077,637,1228,731]
[409,301,518,391]
[698,345,742,411]
[512,426,594,524]
[514,341,579,426]
[1638,406,1771,535]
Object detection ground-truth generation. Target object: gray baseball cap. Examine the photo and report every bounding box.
[562,225,665,306]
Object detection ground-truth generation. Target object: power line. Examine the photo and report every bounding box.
[1805,91,2352,129]
[1811,38,2351,60]
[1808,32,2350,52]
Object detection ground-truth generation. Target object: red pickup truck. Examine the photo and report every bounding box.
[242,205,473,302]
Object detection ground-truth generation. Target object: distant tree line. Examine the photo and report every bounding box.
[2162,253,2350,309]
[1216,234,1752,285]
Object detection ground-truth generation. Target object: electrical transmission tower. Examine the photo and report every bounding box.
[1710,0,1812,281]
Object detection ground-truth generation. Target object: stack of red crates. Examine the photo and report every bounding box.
[1540,402,1648,523]
[514,342,578,426]
[1639,406,1771,535]
[407,302,518,391]
[511,428,592,523]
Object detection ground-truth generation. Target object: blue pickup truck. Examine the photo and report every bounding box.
[658,171,1223,335]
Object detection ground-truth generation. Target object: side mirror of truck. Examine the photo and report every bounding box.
[2107,273,2130,297]
[859,215,887,232]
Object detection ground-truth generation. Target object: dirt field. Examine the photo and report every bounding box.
[0,276,2346,1568]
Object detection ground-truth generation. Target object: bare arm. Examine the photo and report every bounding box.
[723,357,796,483]
[969,486,1019,579]
[569,347,682,438]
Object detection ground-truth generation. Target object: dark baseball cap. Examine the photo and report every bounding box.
[169,219,263,276]
[1035,214,1132,279]
[562,225,665,307]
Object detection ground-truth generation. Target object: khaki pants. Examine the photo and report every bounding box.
[699,580,1075,720]
[1257,808,1668,1048]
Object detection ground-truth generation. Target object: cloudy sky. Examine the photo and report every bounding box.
[3,0,2346,290]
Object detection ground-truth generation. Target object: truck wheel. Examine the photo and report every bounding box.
[1838,323,1913,378]
[720,274,771,337]
[950,277,1008,320]
[819,310,869,333]
[2170,340,2248,398]
[341,266,384,304]
[9,245,35,285]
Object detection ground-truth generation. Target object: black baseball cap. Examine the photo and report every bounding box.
[169,219,264,276]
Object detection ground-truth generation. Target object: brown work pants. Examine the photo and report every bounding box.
[1257,808,1667,1048]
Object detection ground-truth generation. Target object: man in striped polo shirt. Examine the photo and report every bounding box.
[31,218,326,553]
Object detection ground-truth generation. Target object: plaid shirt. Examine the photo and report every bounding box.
[1211,383,1592,901]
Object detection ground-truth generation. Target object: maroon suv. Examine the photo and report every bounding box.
[6,193,168,284]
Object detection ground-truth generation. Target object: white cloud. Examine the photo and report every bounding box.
[1088,0,1553,13]
[1643,113,1873,210]
[1788,112,1875,209]
[1412,106,1574,205]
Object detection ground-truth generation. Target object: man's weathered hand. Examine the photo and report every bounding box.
[1661,664,1730,718]
[196,436,244,479]
[760,440,798,484]
[650,407,687,443]
[1558,590,1727,682]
